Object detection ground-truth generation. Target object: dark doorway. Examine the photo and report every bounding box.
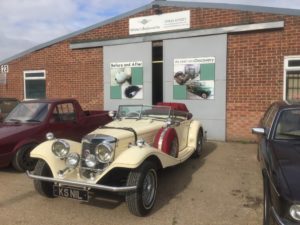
[152,41,163,105]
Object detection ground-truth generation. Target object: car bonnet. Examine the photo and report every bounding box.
[271,140,300,201]
[0,123,39,140]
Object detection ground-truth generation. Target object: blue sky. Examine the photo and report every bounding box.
[0,0,299,61]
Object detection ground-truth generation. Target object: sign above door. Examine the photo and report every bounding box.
[129,10,190,35]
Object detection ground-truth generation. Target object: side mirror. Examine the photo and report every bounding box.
[166,118,180,127]
[108,111,116,119]
[252,127,265,135]
[46,132,55,140]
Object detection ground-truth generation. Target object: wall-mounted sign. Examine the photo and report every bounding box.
[129,10,190,35]
[0,65,8,84]
[110,61,143,99]
[0,73,7,84]
[173,57,215,100]
[0,65,8,73]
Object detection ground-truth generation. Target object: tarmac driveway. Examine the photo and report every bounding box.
[0,141,262,225]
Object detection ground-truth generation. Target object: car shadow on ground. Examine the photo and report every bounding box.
[84,191,124,209]
[0,142,216,212]
[81,142,217,212]
[0,165,18,173]
[152,141,217,214]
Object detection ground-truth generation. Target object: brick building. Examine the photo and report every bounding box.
[1,1,300,141]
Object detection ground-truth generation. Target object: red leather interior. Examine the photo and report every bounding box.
[156,102,192,119]
[156,102,189,112]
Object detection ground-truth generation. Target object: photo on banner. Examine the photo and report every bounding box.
[173,57,215,100]
[110,61,143,99]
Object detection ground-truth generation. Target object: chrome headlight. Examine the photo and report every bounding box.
[65,152,80,168]
[95,142,114,163]
[52,140,70,158]
[290,205,300,221]
[85,154,97,168]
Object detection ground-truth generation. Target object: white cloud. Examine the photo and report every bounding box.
[0,0,151,61]
[0,0,299,62]
[0,31,37,61]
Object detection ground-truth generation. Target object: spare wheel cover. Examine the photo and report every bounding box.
[154,127,178,157]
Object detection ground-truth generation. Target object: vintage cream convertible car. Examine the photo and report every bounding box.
[27,103,205,216]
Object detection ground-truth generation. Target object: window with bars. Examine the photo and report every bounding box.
[284,57,300,101]
[286,71,300,101]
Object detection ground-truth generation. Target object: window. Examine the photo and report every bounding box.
[53,103,76,122]
[284,57,300,101]
[275,109,300,140]
[23,70,46,100]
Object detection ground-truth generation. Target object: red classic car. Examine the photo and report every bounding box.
[0,98,111,172]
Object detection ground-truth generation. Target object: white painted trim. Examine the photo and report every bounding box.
[23,70,46,100]
[283,56,300,100]
[70,21,284,49]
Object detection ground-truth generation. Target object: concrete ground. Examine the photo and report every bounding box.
[0,142,262,225]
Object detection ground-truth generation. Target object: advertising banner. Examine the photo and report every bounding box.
[129,11,190,35]
[110,61,143,99]
[173,57,215,100]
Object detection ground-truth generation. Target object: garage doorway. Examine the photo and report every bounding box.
[152,41,163,105]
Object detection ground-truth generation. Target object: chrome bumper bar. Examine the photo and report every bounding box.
[26,171,137,193]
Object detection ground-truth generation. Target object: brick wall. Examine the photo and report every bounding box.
[0,42,104,110]
[1,6,300,140]
[227,16,300,141]
[227,30,284,141]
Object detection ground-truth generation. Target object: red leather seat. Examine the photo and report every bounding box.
[156,102,189,112]
[156,102,192,119]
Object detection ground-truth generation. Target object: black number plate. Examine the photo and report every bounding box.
[53,186,89,201]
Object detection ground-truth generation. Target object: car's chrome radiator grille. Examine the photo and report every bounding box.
[81,142,106,171]
[80,134,116,178]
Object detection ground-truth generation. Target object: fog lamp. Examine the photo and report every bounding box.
[65,152,80,168]
[85,154,97,168]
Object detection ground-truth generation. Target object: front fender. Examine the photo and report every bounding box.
[30,139,81,177]
[30,141,180,182]
[110,145,180,169]
[187,120,202,149]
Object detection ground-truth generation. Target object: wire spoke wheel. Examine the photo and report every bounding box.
[192,129,203,158]
[142,169,157,209]
[126,161,158,216]
[169,137,179,158]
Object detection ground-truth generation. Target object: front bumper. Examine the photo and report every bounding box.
[26,171,137,193]
[272,207,299,225]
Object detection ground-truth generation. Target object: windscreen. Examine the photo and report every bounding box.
[275,109,300,140]
[5,102,50,123]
